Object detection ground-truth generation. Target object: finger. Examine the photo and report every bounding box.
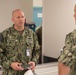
[16,63,24,70]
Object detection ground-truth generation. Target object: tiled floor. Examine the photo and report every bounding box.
[35,62,58,75]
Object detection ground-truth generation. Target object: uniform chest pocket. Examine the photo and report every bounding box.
[26,37,34,49]
[7,39,18,46]
[5,35,19,49]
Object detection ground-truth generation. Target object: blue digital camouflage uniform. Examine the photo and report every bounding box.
[0,25,40,75]
[58,29,76,75]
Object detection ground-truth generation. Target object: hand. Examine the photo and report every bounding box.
[28,61,35,70]
[11,62,24,70]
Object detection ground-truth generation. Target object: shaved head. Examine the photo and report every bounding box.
[74,4,76,12]
[12,9,24,17]
[74,4,76,24]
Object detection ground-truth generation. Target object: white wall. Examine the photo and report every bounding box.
[43,0,76,58]
[0,0,33,32]
[33,0,42,7]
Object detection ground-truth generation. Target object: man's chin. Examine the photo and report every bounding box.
[19,24,24,27]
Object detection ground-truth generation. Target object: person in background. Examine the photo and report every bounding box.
[58,4,76,75]
[36,26,42,64]
[0,9,40,75]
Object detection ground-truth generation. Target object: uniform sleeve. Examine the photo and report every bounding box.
[31,32,40,64]
[0,53,12,69]
[0,32,12,69]
[58,33,76,68]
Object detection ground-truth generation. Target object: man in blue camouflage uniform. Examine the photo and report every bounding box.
[0,9,40,75]
[58,4,76,75]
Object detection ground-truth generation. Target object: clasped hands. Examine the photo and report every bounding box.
[10,61,35,71]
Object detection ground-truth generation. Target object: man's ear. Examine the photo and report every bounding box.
[11,18,13,22]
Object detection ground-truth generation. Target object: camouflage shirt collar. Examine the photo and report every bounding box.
[11,25,29,36]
